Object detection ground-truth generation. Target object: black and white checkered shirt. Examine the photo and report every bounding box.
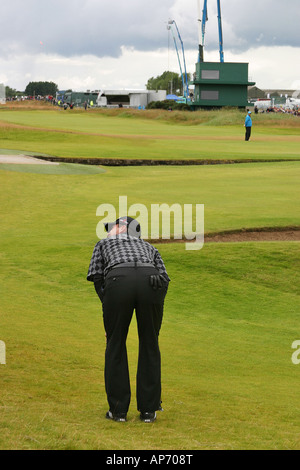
[87,234,170,283]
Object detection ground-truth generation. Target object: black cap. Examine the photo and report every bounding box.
[104,216,141,238]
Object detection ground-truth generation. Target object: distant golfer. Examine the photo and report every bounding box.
[245,110,253,141]
[87,216,170,423]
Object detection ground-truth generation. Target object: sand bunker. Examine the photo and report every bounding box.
[0,155,59,165]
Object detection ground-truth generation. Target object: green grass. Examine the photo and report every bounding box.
[0,162,299,449]
[0,163,106,175]
[0,107,299,161]
[1,238,299,449]
[1,162,298,235]
[0,106,299,449]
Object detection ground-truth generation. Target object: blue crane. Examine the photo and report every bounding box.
[167,20,190,100]
[216,0,224,63]
[199,0,224,63]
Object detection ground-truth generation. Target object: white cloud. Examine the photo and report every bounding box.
[0,1,299,91]
[2,45,300,93]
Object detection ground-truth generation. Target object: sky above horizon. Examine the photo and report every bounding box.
[0,0,299,92]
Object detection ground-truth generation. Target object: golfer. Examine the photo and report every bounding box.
[87,216,170,423]
[244,110,253,141]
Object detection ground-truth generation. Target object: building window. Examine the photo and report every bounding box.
[201,70,220,80]
[201,91,219,100]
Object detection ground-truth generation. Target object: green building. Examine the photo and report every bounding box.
[63,91,99,107]
[190,61,255,109]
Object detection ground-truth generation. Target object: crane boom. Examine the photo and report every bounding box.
[197,0,204,62]
[198,0,224,63]
[217,0,224,63]
[168,20,190,99]
[201,0,208,46]
[168,24,185,96]
[172,21,189,99]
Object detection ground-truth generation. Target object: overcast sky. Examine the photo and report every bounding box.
[0,0,299,92]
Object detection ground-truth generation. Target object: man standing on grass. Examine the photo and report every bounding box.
[87,216,170,423]
[245,110,253,141]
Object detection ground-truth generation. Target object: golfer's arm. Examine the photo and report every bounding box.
[153,250,170,283]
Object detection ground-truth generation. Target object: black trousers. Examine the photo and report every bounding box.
[245,126,252,141]
[95,266,168,414]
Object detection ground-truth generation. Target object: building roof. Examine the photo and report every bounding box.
[248,86,299,99]
[99,90,155,96]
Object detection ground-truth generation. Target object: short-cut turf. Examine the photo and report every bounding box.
[0,160,299,449]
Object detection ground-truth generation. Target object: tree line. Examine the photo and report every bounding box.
[5,72,188,99]
[4,81,59,98]
[24,81,58,96]
[146,71,191,96]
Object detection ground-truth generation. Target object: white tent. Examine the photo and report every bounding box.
[0,84,5,104]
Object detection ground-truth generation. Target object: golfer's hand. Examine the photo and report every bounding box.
[150,274,166,290]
